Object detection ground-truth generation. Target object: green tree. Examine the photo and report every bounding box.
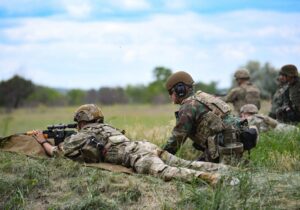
[67,89,86,105]
[194,81,218,94]
[125,85,148,103]
[26,86,66,106]
[147,66,172,103]
[245,61,278,99]
[0,75,34,109]
[98,87,128,105]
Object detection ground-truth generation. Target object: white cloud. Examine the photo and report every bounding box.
[61,0,92,18]
[1,10,300,89]
[164,0,187,10]
[110,0,150,11]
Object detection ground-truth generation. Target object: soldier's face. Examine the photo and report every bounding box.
[169,91,181,104]
[278,74,287,84]
[240,112,251,120]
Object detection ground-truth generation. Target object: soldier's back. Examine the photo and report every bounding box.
[242,82,261,110]
[228,82,260,114]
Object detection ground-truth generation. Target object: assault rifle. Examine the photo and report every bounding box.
[26,123,77,145]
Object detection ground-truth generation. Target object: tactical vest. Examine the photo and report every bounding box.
[64,123,127,163]
[182,91,243,160]
[83,123,126,143]
[192,90,231,118]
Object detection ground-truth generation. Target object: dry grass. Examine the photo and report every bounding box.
[0,103,300,209]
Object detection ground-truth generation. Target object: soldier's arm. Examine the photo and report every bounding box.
[58,132,93,158]
[32,130,59,156]
[163,103,199,154]
[222,88,238,103]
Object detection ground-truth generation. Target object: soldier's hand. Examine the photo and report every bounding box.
[31,130,47,144]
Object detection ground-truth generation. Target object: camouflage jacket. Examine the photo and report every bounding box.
[52,123,130,163]
[246,114,278,133]
[247,114,298,133]
[163,91,242,160]
[286,78,300,113]
[223,81,261,114]
[269,84,288,119]
[278,78,300,123]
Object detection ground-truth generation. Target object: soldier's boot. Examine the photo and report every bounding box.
[198,172,221,186]
[158,165,221,186]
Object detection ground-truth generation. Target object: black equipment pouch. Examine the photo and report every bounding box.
[239,128,258,151]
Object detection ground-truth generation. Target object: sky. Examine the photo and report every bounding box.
[0,0,300,90]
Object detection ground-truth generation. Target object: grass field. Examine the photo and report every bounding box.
[0,104,300,209]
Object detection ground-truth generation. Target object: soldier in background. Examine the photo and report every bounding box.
[240,104,298,133]
[163,71,257,164]
[268,73,288,119]
[222,68,261,115]
[276,64,300,124]
[32,104,232,186]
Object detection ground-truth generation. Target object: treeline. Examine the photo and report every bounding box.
[0,67,219,109]
[0,61,279,109]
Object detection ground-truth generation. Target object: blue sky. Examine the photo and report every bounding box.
[0,0,300,89]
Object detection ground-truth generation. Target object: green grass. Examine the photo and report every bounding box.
[0,104,300,209]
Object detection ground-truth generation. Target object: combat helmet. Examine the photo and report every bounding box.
[74,104,104,123]
[234,68,250,79]
[280,64,298,77]
[240,104,258,114]
[165,71,194,91]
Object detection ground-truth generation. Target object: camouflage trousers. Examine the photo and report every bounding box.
[105,140,229,185]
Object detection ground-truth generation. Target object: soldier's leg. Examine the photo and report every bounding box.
[158,149,229,173]
[133,154,221,186]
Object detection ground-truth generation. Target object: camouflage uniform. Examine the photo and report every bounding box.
[163,90,243,163]
[240,104,298,133]
[269,84,288,119]
[223,81,261,114]
[246,114,277,133]
[277,78,300,123]
[52,123,227,185]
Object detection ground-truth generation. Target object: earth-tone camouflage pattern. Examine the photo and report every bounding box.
[245,114,298,133]
[278,78,300,123]
[234,69,250,79]
[269,84,288,119]
[223,81,261,114]
[246,114,278,133]
[163,91,243,163]
[287,78,300,114]
[52,123,227,185]
[240,104,258,114]
[73,104,104,122]
[280,64,298,77]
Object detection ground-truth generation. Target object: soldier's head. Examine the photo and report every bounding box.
[74,104,104,129]
[277,73,287,86]
[165,71,194,104]
[240,104,258,119]
[279,64,298,85]
[234,68,250,85]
